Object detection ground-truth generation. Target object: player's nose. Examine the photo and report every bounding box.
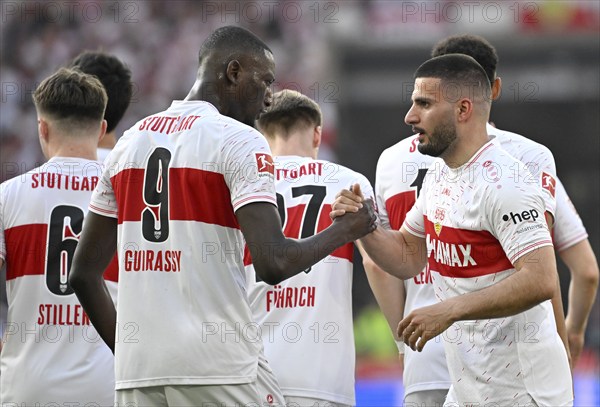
[264,87,273,108]
[405,105,418,125]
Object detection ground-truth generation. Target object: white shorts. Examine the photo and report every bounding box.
[284,396,351,407]
[404,389,448,407]
[443,386,538,407]
[115,356,285,407]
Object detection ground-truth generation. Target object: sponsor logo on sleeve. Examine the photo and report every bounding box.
[255,153,274,176]
[502,208,545,234]
[541,171,556,197]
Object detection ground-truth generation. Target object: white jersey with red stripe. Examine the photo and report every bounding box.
[89,100,277,390]
[375,136,451,396]
[554,177,588,252]
[0,157,118,405]
[376,126,559,396]
[245,155,373,405]
[403,141,572,405]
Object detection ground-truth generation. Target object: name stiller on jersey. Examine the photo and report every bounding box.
[1,157,117,404]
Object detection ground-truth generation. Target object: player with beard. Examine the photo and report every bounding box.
[334,54,572,406]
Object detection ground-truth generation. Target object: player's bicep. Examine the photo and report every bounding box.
[512,245,557,297]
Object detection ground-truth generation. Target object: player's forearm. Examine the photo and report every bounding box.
[562,241,599,333]
[551,278,570,362]
[70,274,117,353]
[447,257,556,322]
[360,227,423,279]
[566,270,599,333]
[262,222,360,284]
[70,212,118,352]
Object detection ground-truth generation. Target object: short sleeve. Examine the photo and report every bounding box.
[89,160,118,218]
[520,145,557,218]
[554,178,588,252]
[485,180,553,264]
[375,173,391,231]
[221,127,276,212]
[402,191,425,238]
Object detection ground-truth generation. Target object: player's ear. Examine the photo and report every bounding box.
[491,77,502,101]
[38,117,49,143]
[313,125,322,149]
[456,99,473,122]
[225,60,242,84]
[98,119,108,144]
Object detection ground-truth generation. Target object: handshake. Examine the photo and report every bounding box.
[329,184,378,242]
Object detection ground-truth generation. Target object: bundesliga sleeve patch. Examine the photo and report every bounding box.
[541,171,556,197]
[255,153,274,176]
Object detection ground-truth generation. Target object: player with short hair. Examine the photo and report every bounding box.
[335,54,573,405]
[364,34,596,405]
[69,26,375,406]
[69,50,133,161]
[247,89,373,407]
[0,67,117,405]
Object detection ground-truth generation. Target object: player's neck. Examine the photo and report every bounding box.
[269,137,316,159]
[48,142,98,161]
[98,132,117,149]
[442,126,490,168]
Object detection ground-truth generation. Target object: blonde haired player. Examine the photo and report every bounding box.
[247,90,374,407]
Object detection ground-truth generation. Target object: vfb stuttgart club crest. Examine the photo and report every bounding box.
[434,207,445,236]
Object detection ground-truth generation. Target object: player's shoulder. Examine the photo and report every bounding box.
[477,143,539,197]
[480,141,527,172]
[489,125,554,160]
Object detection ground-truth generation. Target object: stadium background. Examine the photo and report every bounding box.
[1,1,598,404]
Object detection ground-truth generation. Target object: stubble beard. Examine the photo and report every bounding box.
[417,119,457,158]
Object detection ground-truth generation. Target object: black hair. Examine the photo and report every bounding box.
[70,51,133,133]
[198,26,272,64]
[431,34,498,86]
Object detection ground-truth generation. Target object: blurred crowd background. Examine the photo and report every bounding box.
[1,1,599,404]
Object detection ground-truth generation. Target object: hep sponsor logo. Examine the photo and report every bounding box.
[255,153,274,175]
[502,209,539,224]
[541,171,556,197]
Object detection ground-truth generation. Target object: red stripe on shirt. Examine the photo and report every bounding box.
[4,224,47,280]
[103,254,119,282]
[4,224,119,283]
[424,217,512,278]
[385,191,416,230]
[110,167,239,228]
